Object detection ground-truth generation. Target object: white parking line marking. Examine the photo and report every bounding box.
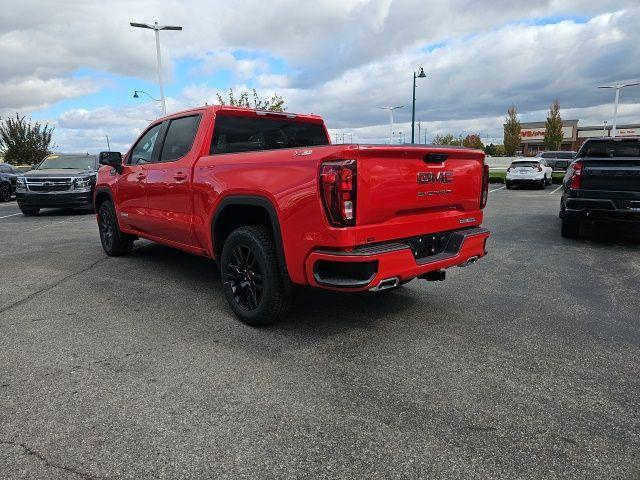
[550,185,563,194]
[0,213,21,219]
[489,186,506,193]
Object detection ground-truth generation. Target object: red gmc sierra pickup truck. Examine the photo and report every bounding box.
[95,106,490,325]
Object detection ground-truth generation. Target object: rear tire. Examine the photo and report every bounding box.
[221,225,290,326]
[0,183,11,202]
[19,205,39,216]
[98,201,134,256]
[505,182,513,190]
[539,178,546,189]
[561,217,581,238]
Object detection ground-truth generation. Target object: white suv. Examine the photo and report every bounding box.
[505,158,553,189]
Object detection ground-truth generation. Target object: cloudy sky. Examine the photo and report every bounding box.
[2,0,640,152]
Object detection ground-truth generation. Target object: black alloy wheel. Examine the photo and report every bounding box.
[98,201,134,256]
[220,225,290,326]
[225,244,264,311]
[99,207,114,251]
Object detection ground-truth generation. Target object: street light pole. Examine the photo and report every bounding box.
[597,81,640,137]
[411,67,426,144]
[380,106,404,144]
[130,21,183,116]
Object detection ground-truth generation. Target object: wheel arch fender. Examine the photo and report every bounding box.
[94,186,114,212]
[211,195,291,287]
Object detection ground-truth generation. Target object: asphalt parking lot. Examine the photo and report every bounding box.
[1,187,639,480]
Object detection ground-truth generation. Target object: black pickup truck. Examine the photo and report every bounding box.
[559,137,640,237]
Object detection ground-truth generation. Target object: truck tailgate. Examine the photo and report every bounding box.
[355,145,485,244]
[581,159,640,192]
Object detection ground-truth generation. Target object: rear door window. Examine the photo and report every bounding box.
[211,114,329,154]
[160,115,201,162]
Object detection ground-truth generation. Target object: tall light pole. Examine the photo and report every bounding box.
[597,81,640,137]
[411,67,427,144]
[130,21,182,116]
[380,106,404,144]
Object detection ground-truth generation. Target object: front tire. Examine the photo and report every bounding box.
[0,183,11,202]
[19,205,39,216]
[561,217,581,238]
[221,225,290,326]
[98,201,134,256]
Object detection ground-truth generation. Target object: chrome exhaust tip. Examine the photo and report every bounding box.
[458,256,480,267]
[370,277,400,291]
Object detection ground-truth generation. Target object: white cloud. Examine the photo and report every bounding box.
[2,1,640,151]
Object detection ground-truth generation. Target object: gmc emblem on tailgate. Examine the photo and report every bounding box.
[417,171,454,184]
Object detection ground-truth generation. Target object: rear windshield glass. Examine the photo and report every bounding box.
[580,141,640,158]
[557,152,575,159]
[511,161,539,168]
[38,155,97,170]
[211,114,329,154]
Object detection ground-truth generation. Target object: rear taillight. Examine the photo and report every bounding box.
[506,167,512,172]
[537,166,543,172]
[569,161,583,189]
[480,162,489,209]
[320,160,357,226]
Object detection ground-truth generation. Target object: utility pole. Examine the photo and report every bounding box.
[417,120,421,145]
[380,106,404,144]
[130,21,183,116]
[598,81,640,136]
[105,135,111,151]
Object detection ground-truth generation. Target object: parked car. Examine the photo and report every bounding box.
[0,163,21,202]
[559,137,640,238]
[505,158,553,189]
[15,154,98,215]
[94,105,491,326]
[536,151,576,171]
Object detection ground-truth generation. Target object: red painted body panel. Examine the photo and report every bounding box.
[95,105,490,290]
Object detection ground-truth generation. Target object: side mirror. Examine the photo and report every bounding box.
[99,151,123,173]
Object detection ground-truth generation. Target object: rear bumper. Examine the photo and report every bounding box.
[16,190,94,209]
[506,176,544,184]
[563,196,640,223]
[305,227,490,291]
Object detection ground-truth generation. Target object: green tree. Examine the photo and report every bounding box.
[494,144,506,156]
[544,99,563,151]
[216,88,286,112]
[503,106,521,156]
[463,134,484,149]
[484,143,496,156]
[433,133,457,145]
[0,114,53,165]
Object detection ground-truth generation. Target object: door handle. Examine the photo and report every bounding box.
[173,173,187,181]
[136,173,146,181]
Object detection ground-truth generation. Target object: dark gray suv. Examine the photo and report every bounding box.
[15,154,98,215]
[536,151,576,172]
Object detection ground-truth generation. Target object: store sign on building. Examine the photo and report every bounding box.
[520,126,574,141]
